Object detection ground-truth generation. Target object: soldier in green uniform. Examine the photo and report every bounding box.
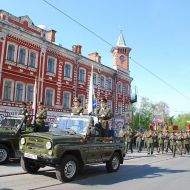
[158,131,164,154]
[35,102,47,132]
[183,131,190,154]
[176,131,183,156]
[170,132,177,157]
[18,102,29,125]
[147,129,154,155]
[135,131,143,152]
[95,97,112,137]
[164,131,170,153]
[71,97,84,115]
[126,129,133,153]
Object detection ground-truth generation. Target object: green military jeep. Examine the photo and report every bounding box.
[20,115,125,182]
[0,116,27,164]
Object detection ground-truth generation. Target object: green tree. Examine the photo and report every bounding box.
[174,114,190,131]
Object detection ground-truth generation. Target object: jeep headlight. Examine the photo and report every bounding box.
[46,141,52,150]
[20,138,26,145]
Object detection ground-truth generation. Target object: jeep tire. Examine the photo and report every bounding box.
[20,156,40,173]
[106,152,120,172]
[0,144,9,164]
[56,155,78,182]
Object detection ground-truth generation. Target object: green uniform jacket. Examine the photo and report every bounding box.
[71,106,84,115]
[36,108,47,126]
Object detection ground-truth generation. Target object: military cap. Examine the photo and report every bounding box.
[73,97,81,103]
[100,97,107,103]
[22,102,27,106]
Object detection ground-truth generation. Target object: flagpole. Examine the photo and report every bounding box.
[32,77,38,124]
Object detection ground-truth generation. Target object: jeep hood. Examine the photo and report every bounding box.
[23,131,84,142]
[0,128,17,136]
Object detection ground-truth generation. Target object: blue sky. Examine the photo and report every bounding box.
[1,0,190,116]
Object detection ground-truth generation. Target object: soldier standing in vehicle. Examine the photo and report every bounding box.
[35,102,47,132]
[19,102,29,125]
[71,97,84,115]
[95,97,112,137]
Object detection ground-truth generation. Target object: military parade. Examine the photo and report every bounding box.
[1,1,190,189]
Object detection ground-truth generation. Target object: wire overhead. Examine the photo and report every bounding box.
[42,0,190,102]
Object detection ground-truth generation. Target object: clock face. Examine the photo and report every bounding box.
[119,55,126,63]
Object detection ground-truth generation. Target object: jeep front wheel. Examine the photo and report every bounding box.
[20,156,40,173]
[56,155,78,182]
[0,144,9,164]
[106,152,120,172]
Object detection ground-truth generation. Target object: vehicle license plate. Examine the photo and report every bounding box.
[24,153,37,160]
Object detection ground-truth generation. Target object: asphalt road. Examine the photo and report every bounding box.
[0,151,190,190]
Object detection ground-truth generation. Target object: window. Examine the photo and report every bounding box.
[124,84,129,96]
[63,92,71,109]
[47,57,55,73]
[64,63,72,78]
[3,80,12,100]
[79,68,86,82]
[7,44,15,62]
[118,103,122,114]
[18,48,26,65]
[78,95,85,107]
[45,88,54,106]
[118,82,122,94]
[29,52,36,68]
[93,73,97,85]
[15,82,24,102]
[107,78,112,90]
[125,104,128,112]
[26,84,33,102]
[100,76,105,88]
[107,100,112,111]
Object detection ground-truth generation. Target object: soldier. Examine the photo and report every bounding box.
[95,97,112,137]
[135,131,143,152]
[177,131,183,156]
[147,129,154,155]
[35,102,47,132]
[126,128,133,153]
[170,132,177,157]
[71,97,84,115]
[18,102,29,125]
[86,120,101,137]
[183,131,190,154]
[163,131,170,153]
[158,131,164,154]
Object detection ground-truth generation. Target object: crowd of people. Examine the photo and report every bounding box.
[119,128,190,157]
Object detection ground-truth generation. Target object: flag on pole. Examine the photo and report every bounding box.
[87,64,96,114]
[32,77,38,124]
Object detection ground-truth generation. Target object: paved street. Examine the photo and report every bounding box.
[0,151,190,190]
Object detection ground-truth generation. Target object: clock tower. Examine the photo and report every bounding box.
[111,32,131,72]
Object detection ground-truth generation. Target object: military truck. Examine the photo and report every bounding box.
[0,116,50,164]
[19,115,125,182]
[0,116,27,163]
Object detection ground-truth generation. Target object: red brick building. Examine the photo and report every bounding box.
[0,10,136,126]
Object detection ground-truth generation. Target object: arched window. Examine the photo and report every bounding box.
[63,92,71,109]
[118,82,122,94]
[45,88,55,106]
[100,76,105,88]
[7,44,15,62]
[79,68,86,82]
[15,82,25,102]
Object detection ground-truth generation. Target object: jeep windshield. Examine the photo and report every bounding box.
[0,117,23,129]
[50,116,90,135]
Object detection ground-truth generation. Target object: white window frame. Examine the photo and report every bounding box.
[14,81,25,102]
[63,91,71,109]
[28,50,38,69]
[100,75,105,89]
[47,56,57,75]
[6,42,18,64]
[78,94,85,107]
[26,83,34,103]
[107,100,113,111]
[118,103,123,114]
[107,78,112,90]
[18,46,28,66]
[45,87,55,107]
[64,62,73,81]
[78,67,86,83]
[2,79,14,101]
[118,82,123,94]
[124,83,129,96]
[93,72,98,86]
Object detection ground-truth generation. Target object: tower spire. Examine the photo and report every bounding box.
[116,31,126,47]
